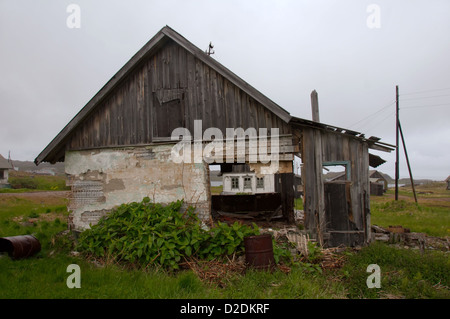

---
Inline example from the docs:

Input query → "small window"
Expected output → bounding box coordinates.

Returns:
[244,176,252,190]
[0,170,4,179]
[231,177,239,190]
[256,177,264,189]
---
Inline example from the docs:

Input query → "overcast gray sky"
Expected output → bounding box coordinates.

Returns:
[1,0,449,180]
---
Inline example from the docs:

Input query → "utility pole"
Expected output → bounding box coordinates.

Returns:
[8,150,14,170]
[395,85,399,201]
[394,85,418,204]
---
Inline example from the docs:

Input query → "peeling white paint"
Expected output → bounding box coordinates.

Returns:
[65,146,211,231]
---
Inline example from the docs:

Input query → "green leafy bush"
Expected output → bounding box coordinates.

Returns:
[272,240,293,264]
[77,198,260,269]
[198,221,260,260]
[8,176,38,189]
[8,173,70,191]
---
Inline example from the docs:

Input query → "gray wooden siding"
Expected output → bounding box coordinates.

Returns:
[301,126,370,246]
[67,39,290,151]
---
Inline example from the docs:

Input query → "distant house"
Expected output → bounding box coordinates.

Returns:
[220,163,274,194]
[369,170,388,195]
[369,170,388,189]
[0,154,13,188]
[446,176,450,190]
[326,170,388,196]
[222,172,275,194]
[325,171,346,182]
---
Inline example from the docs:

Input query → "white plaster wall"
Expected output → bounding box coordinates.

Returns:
[65,146,211,231]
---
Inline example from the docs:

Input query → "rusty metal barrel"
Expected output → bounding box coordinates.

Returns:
[0,235,41,259]
[244,234,275,270]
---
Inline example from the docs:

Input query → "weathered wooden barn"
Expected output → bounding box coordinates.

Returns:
[369,170,389,196]
[35,26,393,247]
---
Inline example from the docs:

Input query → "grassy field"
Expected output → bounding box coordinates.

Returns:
[1,171,70,193]
[0,192,346,299]
[370,182,450,237]
[0,183,448,299]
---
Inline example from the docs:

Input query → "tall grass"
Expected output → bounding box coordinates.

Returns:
[5,171,70,192]
[341,241,450,299]
[0,196,67,225]
[371,200,449,237]
[0,255,215,298]
[0,255,347,299]
[1,189,449,299]
[220,267,346,299]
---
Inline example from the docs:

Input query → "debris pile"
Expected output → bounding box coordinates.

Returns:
[320,247,348,270]
[372,225,449,251]
[262,225,349,271]
[266,226,310,256]
[181,256,246,287]
[215,206,284,222]
[293,209,304,224]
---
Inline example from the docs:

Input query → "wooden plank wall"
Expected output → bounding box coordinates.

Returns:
[301,126,370,246]
[67,39,291,151]
[301,127,325,244]
[275,173,295,223]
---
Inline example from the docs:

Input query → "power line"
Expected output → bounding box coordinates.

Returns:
[400,93,450,101]
[401,87,450,96]
[348,100,395,129]
[364,110,395,134]
[401,103,450,109]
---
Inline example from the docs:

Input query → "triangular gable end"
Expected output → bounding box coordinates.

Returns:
[0,155,13,169]
[35,26,292,164]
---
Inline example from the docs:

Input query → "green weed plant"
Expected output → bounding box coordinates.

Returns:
[77,198,260,269]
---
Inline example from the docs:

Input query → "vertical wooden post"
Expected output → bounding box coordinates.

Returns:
[311,90,320,122]
[313,131,325,246]
[302,90,326,245]
[395,85,400,201]
[310,90,325,245]
[278,173,295,224]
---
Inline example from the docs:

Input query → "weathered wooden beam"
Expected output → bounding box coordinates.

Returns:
[311,90,320,123]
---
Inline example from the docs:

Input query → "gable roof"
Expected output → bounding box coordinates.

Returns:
[35,26,393,165]
[0,154,12,170]
[369,170,389,181]
[35,26,291,165]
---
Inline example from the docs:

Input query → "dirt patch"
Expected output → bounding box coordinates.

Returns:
[12,212,66,224]
[0,191,69,206]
